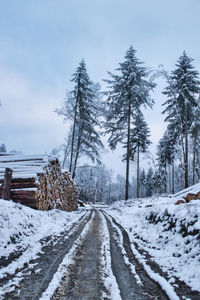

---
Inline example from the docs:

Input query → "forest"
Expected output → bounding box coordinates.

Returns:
[46,46,200,203]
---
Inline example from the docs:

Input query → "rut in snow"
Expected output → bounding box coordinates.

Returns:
[53,209,168,300]
[1,212,92,300]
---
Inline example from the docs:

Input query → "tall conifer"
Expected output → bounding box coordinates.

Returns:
[163,52,200,188]
[104,46,155,200]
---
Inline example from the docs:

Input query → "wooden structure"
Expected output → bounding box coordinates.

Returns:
[0,153,78,211]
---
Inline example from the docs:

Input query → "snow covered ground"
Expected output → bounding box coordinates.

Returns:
[0,199,86,259]
[0,196,200,299]
[104,196,200,293]
[0,198,87,296]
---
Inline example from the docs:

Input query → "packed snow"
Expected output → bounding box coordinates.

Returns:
[0,154,54,179]
[104,196,200,293]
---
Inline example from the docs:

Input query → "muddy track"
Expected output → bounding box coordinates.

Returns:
[103,211,200,300]
[102,212,168,300]
[0,211,92,300]
[0,215,86,273]
[1,207,199,300]
[129,233,200,300]
[52,209,106,300]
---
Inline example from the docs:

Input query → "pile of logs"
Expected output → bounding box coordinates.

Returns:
[0,153,78,211]
[175,193,200,205]
[36,159,78,211]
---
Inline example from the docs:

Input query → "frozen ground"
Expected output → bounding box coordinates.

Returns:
[104,196,200,294]
[0,197,199,300]
[0,199,88,298]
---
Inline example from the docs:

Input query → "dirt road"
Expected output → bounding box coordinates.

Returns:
[0,208,199,300]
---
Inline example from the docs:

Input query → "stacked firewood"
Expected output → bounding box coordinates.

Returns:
[36,159,78,211]
[0,154,78,211]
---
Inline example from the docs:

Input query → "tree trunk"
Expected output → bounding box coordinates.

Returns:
[192,138,196,185]
[172,161,175,194]
[69,76,81,173]
[184,105,189,188]
[72,132,81,179]
[125,99,131,200]
[168,164,171,194]
[69,101,78,173]
[136,145,140,198]
[164,164,167,193]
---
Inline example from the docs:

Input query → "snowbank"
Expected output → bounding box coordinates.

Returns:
[0,198,86,259]
[104,196,200,292]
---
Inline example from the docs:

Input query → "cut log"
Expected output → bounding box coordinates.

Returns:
[175,199,185,205]
[185,193,197,202]
[10,182,38,189]
[11,190,36,200]
[0,177,36,184]
[0,154,78,211]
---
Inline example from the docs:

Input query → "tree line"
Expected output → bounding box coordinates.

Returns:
[56,46,200,201]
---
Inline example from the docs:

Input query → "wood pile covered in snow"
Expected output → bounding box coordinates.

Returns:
[0,153,78,211]
[173,182,200,205]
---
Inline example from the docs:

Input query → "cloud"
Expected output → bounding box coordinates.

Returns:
[0,0,200,174]
[0,68,67,153]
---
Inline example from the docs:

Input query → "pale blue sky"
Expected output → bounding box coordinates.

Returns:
[0,0,200,175]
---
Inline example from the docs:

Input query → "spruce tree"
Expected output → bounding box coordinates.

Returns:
[145,167,154,197]
[57,59,103,178]
[163,52,200,188]
[71,60,103,179]
[104,46,155,200]
[190,99,200,184]
[156,132,170,193]
[129,112,151,197]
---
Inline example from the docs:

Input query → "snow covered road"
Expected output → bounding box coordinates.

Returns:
[0,199,199,299]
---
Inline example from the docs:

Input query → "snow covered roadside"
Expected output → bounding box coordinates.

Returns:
[0,199,87,280]
[103,196,200,293]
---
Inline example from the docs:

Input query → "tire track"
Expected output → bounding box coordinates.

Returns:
[101,211,169,300]
[0,211,92,300]
[103,211,200,300]
[52,209,105,300]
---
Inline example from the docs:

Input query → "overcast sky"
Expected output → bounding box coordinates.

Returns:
[0,0,200,176]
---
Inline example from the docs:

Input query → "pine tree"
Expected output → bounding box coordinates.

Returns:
[190,99,200,184]
[163,52,200,188]
[71,60,103,179]
[104,46,155,200]
[145,167,154,197]
[56,60,103,178]
[156,133,169,193]
[129,112,151,197]
[157,127,177,193]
